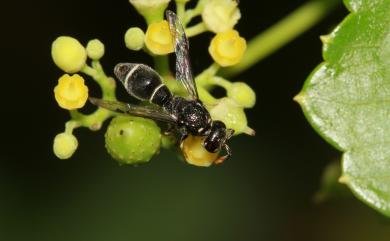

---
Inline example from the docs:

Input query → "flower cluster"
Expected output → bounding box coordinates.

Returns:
[51,0,255,167]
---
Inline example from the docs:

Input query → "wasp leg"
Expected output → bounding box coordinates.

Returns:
[178,126,189,144]
[214,144,232,165]
[163,124,175,136]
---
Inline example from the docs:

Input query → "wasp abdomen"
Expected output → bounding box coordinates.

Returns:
[150,85,172,106]
[114,63,172,105]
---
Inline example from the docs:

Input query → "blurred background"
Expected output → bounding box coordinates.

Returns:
[1,0,390,240]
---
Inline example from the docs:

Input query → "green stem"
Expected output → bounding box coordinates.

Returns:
[154,55,170,76]
[81,65,97,78]
[176,1,186,21]
[211,76,232,89]
[82,62,116,99]
[70,108,113,131]
[196,62,220,87]
[138,6,167,25]
[186,22,207,37]
[198,87,217,105]
[221,0,340,77]
[182,0,204,26]
[70,61,118,131]
[65,120,80,134]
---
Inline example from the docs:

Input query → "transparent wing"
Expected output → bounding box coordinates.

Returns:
[89,97,177,123]
[166,10,198,99]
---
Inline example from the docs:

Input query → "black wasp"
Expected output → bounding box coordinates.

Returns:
[90,11,234,163]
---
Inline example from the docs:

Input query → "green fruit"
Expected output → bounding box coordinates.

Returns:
[105,116,161,165]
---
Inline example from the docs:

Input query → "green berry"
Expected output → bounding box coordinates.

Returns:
[105,116,161,165]
[209,97,249,135]
[227,82,256,108]
[51,36,87,73]
[161,135,176,149]
[125,27,145,51]
[86,39,105,60]
[53,133,78,159]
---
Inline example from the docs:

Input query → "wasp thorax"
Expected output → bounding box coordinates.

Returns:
[177,100,212,135]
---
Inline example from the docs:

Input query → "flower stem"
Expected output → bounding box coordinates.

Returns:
[65,120,81,134]
[176,1,186,21]
[70,61,118,131]
[221,0,340,77]
[90,61,116,100]
[198,87,217,105]
[154,55,170,76]
[182,1,204,26]
[70,108,113,131]
[196,62,220,88]
[211,76,232,89]
[186,22,207,37]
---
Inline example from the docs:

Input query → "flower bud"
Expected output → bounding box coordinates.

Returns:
[145,20,174,55]
[53,133,78,159]
[227,82,256,108]
[51,36,87,73]
[181,135,219,167]
[202,0,241,33]
[86,39,105,60]
[125,27,145,51]
[209,30,246,67]
[209,97,248,135]
[54,74,89,110]
[129,0,170,24]
[105,116,161,165]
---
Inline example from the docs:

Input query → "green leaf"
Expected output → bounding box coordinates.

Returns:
[296,0,390,216]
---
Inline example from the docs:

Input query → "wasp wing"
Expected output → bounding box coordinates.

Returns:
[89,98,177,123]
[166,10,199,100]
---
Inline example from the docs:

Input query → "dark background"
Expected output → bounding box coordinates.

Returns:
[1,0,389,241]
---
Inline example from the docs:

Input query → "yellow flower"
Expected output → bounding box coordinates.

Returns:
[181,135,219,167]
[209,97,248,135]
[51,36,87,73]
[145,20,174,55]
[202,0,241,33]
[54,74,89,110]
[209,30,246,67]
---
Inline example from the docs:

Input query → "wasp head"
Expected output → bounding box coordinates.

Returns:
[203,121,234,153]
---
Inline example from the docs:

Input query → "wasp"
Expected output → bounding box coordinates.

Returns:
[90,11,234,164]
